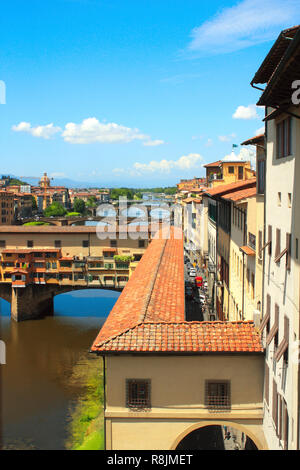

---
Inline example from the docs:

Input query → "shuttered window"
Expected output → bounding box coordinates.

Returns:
[268,225,272,256]
[286,233,291,271]
[258,230,263,259]
[282,399,289,450]
[277,117,292,158]
[272,380,278,431]
[260,294,271,333]
[265,363,269,406]
[275,229,281,261]
[266,304,279,346]
[275,316,289,363]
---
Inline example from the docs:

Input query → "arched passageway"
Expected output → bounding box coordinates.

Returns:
[175,425,259,451]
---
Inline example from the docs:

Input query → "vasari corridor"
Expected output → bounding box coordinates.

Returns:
[1,0,300,458]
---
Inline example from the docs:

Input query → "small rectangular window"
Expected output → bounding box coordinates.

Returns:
[0,240,5,248]
[110,240,117,247]
[138,240,145,248]
[296,238,299,260]
[286,233,291,271]
[126,379,151,409]
[275,229,281,261]
[82,240,89,248]
[27,240,33,248]
[228,166,234,174]
[265,363,269,406]
[238,166,244,180]
[54,240,61,248]
[277,117,292,158]
[278,192,281,206]
[288,193,292,208]
[205,380,231,409]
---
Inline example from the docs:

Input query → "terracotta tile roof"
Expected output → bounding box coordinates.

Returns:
[240,246,256,256]
[1,248,60,253]
[91,228,184,349]
[241,134,265,146]
[252,25,300,85]
[10,269,28,274]
[222,186,257,202]
[202,178,256,198]
[0,225,153,234]
[91,226,263,355]
[92,321,263,354]
[203,160,222,168]
[182,197,203,204]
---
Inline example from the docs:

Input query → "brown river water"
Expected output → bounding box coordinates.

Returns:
[0,289,119,450]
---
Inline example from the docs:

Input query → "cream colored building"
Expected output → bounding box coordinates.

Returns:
[226,191,257,321]
[251,25,300,450]
[241,134,266,321]
[103,354,266,450]
[0,225,148,259]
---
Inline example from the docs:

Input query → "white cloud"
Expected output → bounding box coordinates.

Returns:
[255,126,265,136]
[12,122,61,139]
[112,168,126,174]
[143,139,165,147]
[188,0,300,55]
[223,147,256,169]
[62,117,149,144]
[218,133,237,142]
[132,153,203,174]
[205,138,213,147]
[233,104,259,120]
[12,117,165,147]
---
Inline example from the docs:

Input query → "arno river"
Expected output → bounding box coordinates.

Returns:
[0,289,120,450]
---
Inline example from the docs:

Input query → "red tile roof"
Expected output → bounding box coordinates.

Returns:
[222,186,257,202]
[203,160,222,168]
[91,228,184,349]
[92,321,263,354]
[91,226,263,355]
[240,246,256,256]
[252,26,300,85]
[202,178,256,198]
[1,248,60,253]
[241,134,265,146]
[0,225,154,234]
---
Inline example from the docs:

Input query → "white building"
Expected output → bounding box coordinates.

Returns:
[252,25,300,450]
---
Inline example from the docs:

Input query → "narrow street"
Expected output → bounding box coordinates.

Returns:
[184,251,210,322]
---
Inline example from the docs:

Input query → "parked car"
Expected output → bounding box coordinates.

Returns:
[189,271,196,278]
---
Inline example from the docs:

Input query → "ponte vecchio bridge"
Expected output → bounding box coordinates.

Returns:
[0,224,153,321]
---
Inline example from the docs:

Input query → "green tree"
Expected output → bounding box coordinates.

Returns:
[44,202,67,217]
[86,196,97,207]
[73,198,86,214]
[111,188,134,200]
[31,196,37,210]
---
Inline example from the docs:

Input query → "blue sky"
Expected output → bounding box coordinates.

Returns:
[1,0,299,187]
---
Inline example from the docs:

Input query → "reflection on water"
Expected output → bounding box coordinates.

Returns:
[0,289,119,450]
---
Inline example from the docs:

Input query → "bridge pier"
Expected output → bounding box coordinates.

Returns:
[11,285,54,322]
